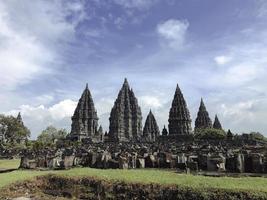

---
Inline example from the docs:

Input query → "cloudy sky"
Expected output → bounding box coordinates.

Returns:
[1,0,267,138]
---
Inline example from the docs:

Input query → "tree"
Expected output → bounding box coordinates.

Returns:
[195,128,226,140]
[0,114,30,145]
[37,126,68,145]
[241,132,267,142]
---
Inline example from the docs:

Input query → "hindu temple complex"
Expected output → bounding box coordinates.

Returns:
[69,79,198,142]
[1,78,267,175]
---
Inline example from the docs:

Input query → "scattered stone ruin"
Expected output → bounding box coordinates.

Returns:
[19,140,267,175]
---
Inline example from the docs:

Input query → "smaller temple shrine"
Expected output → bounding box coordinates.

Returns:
[143,110,160,142]
[194,98,212,130]
[213,115,223,129]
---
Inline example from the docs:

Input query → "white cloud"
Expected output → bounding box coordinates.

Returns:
[114,17,126,29]
[5,97,115,139]
[217,99,267,134]
[34,95,55,105]
[139,96,162,108]
[63,0,88,26]
[224,63,263,86]
[157,19,189,50]
[256,0,267,17]
[114,0,158,10]
[214,56,232,65]
[49,100,78,120]
[0,2,53,90]
[6,99,77,139]
[0,1,85,91]
[221,101,255,119]
[95,98,114,115]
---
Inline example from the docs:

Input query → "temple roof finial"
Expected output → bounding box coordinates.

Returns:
[123,78,129,87]
[176,84,181,92]
[200,98,205,108]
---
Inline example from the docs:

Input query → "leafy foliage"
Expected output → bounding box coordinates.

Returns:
[195,128,226,140]
[36,126,68,146]
[240,132,267,142]
[0,114,30,145]
[248,132,267,141]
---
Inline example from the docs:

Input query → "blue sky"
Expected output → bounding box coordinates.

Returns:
[1,0,267,138]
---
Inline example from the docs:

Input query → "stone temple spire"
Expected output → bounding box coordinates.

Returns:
[16,112,23,126]
[213,114,222,129]
[168,84,192,135]
[143,110,160,142]
[195,98,212,130]
[109,78,142,142]
[69,84,98,141]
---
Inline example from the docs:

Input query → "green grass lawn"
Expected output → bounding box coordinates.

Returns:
[1,160,267,193]
[59,168,267,192]
[0,159,20,169]
[0,170,54,188]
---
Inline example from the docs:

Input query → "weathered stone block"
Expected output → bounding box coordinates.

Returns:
[64,155,75,169]
[136,158,145,168]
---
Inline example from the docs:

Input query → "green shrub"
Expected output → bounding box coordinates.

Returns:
[195,128,226,140]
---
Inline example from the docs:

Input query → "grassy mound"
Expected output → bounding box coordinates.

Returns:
[1,174,267,200]
[59,168,267,192]
[1,159,267,199]
[1,168,267,192]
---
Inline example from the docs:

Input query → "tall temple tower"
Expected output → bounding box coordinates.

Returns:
[69,84,99,141]
[213,114,222,129]
[168,84,192,135]
[143,110,160,142]
[194,98,212,130]
[109,78,142,142]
